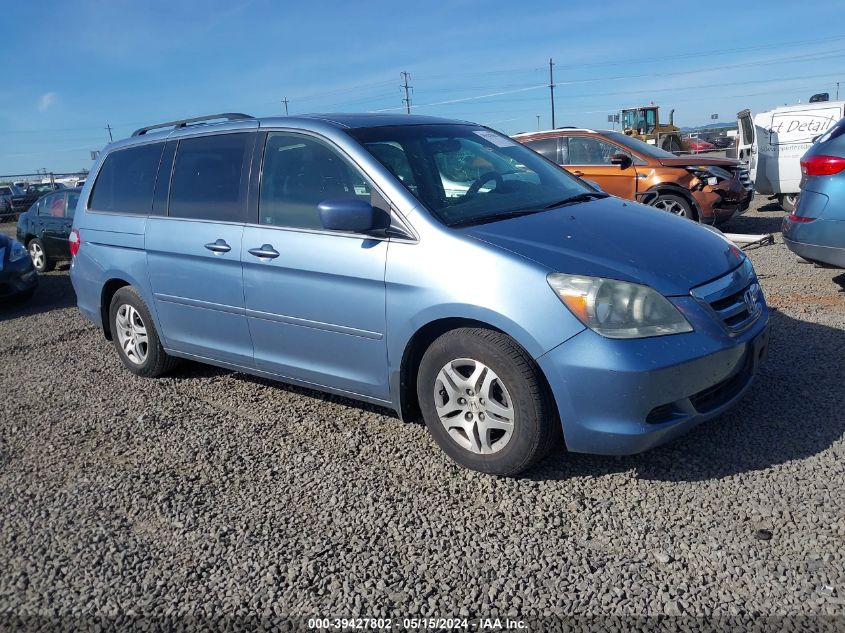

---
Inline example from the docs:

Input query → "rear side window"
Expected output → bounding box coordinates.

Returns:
[525,138,559,163]
[816,117,845,144]
[66,192,80,218]
[90,143,164,214]
[169,133,250,222]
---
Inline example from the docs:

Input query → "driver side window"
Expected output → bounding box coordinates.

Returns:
[567,137,630,166]
[259,132,373,230]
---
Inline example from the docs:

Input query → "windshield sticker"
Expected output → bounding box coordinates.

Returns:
[474,130,517,148]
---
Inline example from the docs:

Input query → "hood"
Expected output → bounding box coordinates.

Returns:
[657,155,740,168]
[460,197,744,296]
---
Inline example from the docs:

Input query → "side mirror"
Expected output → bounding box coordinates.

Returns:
[609,153,632,169]
[318,198,388,233]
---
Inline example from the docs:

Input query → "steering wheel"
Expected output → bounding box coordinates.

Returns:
[464,171,504,197]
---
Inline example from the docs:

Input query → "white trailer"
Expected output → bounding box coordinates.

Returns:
[736,101,845,211]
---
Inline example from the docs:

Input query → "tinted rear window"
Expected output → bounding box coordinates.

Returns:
[90,143,164,214]
[169,133,250,222]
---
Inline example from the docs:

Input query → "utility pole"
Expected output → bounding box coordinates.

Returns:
[281,97,289,115]
[536,115,540,131]
[105,124,113,142]
[401,71,413,114]
[837,82,840,100]
[548,58,556,130]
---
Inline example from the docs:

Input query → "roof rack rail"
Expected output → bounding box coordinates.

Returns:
[131,113,254,137]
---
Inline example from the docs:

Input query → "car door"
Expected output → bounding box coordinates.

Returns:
[241,131,389,400]
[563,135,637,199]
[42,191,77,257]
[35,193,65,255]
[146,132,256,367]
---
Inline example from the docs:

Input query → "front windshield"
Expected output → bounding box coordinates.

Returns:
[349,124,591,226]
[602,130,676,159]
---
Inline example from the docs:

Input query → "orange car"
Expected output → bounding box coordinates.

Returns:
[512,128,753,224]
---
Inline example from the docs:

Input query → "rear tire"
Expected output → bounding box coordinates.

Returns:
[27,238,53,273]
[109,286,178,377]
[652,193,696,221]
[779,193,798,213]
[416,327,557,476]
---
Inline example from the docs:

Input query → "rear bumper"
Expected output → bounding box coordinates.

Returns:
[537,315,770,455]
[783,234,845,268]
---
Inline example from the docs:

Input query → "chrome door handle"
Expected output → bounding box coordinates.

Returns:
[204,239,231,253]
[571,170,584,176]
[248,244,279,259]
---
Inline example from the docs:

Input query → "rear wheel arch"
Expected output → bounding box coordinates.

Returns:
[100,278,131,340]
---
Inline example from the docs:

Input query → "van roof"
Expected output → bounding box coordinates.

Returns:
[109,112,475,153]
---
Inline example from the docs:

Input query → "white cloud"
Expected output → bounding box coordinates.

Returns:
[38,92,57,111]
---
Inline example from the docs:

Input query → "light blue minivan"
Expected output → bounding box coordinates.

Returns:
[70,113,770,475]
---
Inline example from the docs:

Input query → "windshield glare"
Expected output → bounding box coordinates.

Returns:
[350,124,590,226]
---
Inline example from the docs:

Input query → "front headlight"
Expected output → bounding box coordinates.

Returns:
[547,274,693,339]
[687,165,733,183]
[8,239,28,263]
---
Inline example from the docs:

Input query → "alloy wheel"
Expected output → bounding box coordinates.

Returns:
[29,242,44,270]
[433,358,515,455]
[654,198,687,217]
[115,304,149,365]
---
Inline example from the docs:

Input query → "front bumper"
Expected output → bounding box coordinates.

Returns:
[537,308,769,455]
[693,179,752,224]
[0,265,38,299]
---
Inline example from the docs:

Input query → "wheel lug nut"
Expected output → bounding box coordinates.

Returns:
[479,413,485,420]
[458,397,466,405]
[479,398,485,405]
[465,412,473,421]
[466,389,474,396]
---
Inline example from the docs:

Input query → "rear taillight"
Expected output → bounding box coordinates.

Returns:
[69,228,80,257]
[786,212,815,223]
[800,154,845,176]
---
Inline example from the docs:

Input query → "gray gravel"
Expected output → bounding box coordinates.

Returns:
[1,199,844,629]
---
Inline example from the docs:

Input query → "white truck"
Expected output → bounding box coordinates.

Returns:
[736,101,845,211]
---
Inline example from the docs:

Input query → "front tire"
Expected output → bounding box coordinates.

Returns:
[109,286,178,377]
[417,327,557,476]
[27,238,53,273]
[652,193,696,221]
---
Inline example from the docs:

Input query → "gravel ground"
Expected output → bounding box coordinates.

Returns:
[0,200,844,631]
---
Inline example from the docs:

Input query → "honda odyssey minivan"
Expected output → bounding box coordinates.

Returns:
[70,113,770,475]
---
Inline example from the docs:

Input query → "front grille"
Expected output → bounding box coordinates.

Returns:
[733,167,753,191]
[692,258,763,335]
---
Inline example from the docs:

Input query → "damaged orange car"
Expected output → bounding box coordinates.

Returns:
[512,128,753,225]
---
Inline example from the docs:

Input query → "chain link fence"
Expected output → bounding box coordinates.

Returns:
[0,171,88,222]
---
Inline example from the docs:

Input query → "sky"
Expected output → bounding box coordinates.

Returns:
[2,0,844,175]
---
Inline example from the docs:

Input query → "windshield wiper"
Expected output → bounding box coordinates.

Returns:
[448,208,544,227]
[543,191,609,209]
